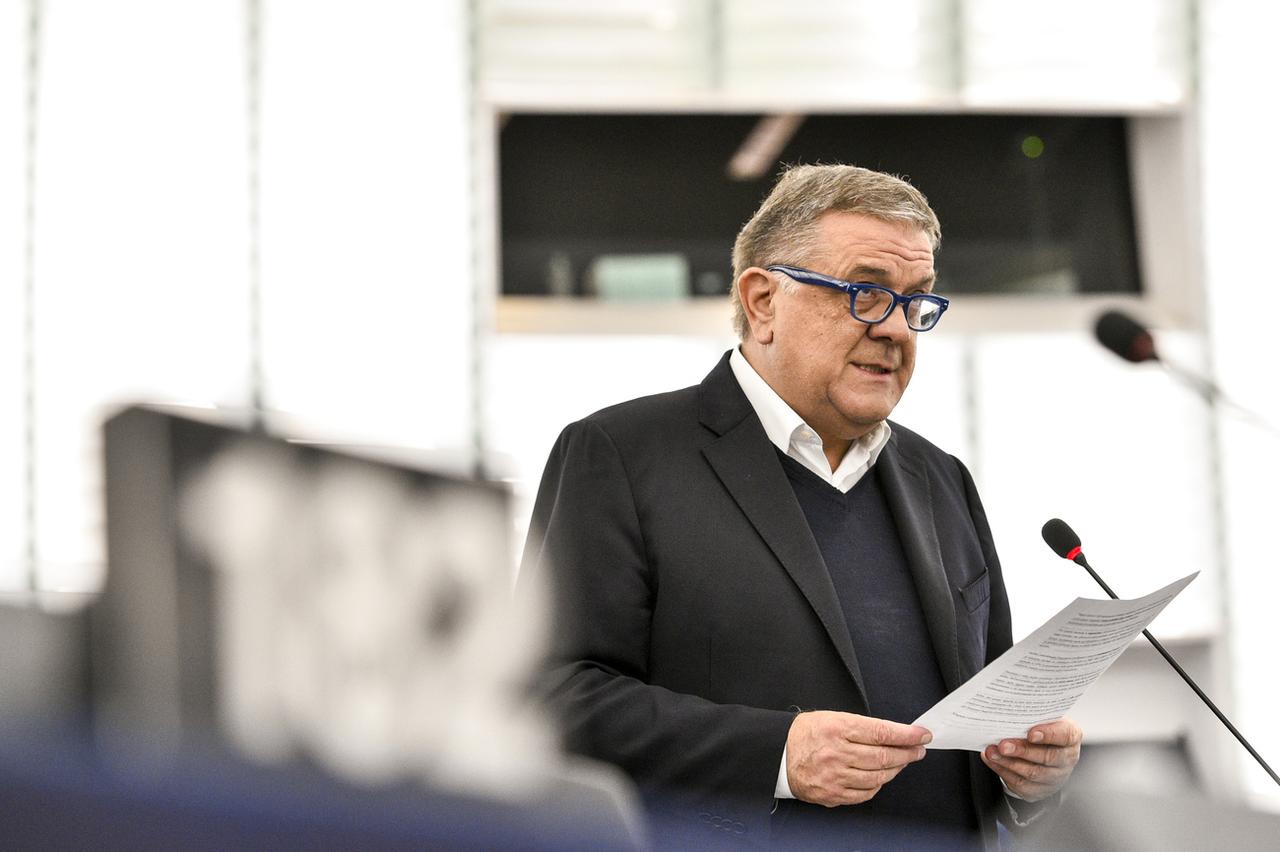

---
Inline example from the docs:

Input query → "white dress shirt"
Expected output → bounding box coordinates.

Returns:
[728,347,891,799]
[728,348,890,496]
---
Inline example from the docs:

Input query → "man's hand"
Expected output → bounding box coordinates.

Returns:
[981,718,1083,802]
[785,711,931,807]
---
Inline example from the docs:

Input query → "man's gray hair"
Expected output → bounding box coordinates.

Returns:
[729,163,941,340]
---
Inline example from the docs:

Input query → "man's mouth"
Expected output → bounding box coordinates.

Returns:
[854,363,894,375]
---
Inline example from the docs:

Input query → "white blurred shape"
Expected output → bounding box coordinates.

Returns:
[182,442,555,798]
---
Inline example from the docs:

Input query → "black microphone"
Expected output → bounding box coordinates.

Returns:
[1041,518,1280,788]
[1094,310,1157,364]
[1092,309,1279,437]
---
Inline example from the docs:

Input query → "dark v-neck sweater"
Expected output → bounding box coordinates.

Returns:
[777,450,981,848]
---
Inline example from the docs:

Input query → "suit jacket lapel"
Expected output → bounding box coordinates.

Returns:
[876,436,964,692]
[698,355,868,704]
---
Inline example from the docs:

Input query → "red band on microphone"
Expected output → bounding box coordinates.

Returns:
[1065,545,1082,561]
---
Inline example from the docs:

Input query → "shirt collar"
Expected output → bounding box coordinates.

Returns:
[728,347,891,475]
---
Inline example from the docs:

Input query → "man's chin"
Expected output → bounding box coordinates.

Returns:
[834,400,900,432]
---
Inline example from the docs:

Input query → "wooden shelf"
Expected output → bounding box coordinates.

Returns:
[495,294,1177,337]
[495,296,737,337]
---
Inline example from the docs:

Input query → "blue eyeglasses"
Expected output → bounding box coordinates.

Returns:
[766,264,950,332]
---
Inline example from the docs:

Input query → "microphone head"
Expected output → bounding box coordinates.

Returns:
[1095,310,1158,363]
[1041,518,1082,560]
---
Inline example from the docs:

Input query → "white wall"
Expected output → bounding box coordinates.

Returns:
[1199,0,1280,812]
[257,0,473,455]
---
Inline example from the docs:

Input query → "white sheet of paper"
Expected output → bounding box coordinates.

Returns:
[913,571,1198,751]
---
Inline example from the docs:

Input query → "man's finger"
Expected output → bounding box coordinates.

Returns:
[996,739,1077,768]
[984,748,1070,784]
[1026,719,1083,748]
[844,743,928,771]
[843,715,933,747]
[981,751,1058,800]
[839,766,909,791]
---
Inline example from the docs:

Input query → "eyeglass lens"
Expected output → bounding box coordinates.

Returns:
[851,289,941,330]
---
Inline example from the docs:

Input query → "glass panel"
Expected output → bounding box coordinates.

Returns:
[962,0,1190,107]
[723,0,955,103]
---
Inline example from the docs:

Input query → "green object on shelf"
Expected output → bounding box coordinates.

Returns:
[588,253,689,301]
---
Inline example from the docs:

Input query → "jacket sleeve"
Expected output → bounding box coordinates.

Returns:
[517,418,794,833]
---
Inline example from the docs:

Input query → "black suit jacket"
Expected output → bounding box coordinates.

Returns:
[520,352,1016,847]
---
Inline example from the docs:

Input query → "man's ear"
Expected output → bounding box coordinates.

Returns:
[737,267,777,345]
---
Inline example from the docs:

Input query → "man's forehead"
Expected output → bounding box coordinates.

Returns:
[814,211,934,256]
[811,215,935,285]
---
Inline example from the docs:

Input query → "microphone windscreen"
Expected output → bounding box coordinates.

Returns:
[1095,310,1158,363]
[1041,518,1082,559]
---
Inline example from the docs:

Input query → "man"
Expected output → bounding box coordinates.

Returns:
[519,164,1081,848]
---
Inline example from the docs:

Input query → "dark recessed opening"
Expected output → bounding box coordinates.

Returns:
[499,113,1142,301]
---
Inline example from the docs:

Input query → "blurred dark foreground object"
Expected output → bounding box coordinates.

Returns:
[0,731,640,851]
[0,600,90,735]
[0,405,648,849]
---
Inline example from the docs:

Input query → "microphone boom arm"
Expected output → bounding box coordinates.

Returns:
[1042,518,1279,788]
[1075,553,1279,787]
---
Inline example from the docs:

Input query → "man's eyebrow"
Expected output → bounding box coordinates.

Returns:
[843,265,936,290]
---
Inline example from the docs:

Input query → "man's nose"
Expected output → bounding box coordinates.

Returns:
[869,304,913,341]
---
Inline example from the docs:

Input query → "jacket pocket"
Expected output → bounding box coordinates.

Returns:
[958,568,990,613]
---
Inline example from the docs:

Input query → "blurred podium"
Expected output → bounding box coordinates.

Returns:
[1,405,644,849]
[1034,789,1280,851]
